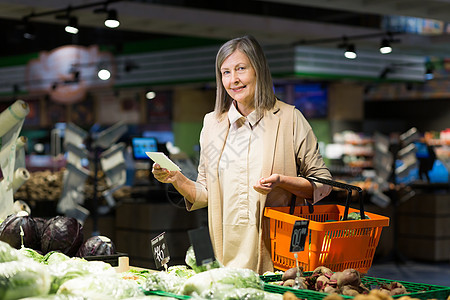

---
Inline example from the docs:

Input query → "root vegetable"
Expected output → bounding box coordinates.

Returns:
[315,275,330,291]
[341,285,360,296]
[283,291,298,300]
[283,279,296,287]
[364,289,394,300]
[283,277,307,289]
[333,268,361,287]
[387,282,407,296]
[323,285,338,294]
[282,267,303,281]
[323,294,345,300]
[313,266,334,277]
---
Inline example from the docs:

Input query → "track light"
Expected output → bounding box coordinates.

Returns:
[344,44,357,59]
[98,68,111,80]
[379,38,392,54]
[65,17,79,34]
[105,9,120,28]
[22,18,36,40]
[146,90,156,100]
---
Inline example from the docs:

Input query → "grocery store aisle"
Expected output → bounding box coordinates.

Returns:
[366,259,450,287]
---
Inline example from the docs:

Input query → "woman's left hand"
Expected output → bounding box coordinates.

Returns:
[253,174,281,195]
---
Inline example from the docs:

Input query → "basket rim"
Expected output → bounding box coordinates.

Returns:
[264,204,390,230]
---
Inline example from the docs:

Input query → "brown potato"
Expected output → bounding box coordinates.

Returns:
[283,291,298,300]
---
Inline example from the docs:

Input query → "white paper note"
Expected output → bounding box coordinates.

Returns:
[146,152,181,171]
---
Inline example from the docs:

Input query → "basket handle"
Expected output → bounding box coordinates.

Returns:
[300,175,365,220]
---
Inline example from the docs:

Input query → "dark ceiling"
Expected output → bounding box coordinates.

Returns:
[0,0,449,59]
[1,0,381,57]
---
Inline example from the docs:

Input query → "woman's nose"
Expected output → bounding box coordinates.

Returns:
[232,72,239,83]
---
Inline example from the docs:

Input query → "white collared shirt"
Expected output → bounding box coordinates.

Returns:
[218,102,265,270]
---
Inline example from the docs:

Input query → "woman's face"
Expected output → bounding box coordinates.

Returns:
[220,49,256,109]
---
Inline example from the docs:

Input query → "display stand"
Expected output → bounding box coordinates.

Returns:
[375,128,419,264]
[58,122,128,235]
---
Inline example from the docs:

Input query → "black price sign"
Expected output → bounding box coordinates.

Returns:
[188,227,215,266]
[151,232,170,269]
[290,220,309,252]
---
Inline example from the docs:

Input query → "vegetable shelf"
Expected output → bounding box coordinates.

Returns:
[261,274,450,300]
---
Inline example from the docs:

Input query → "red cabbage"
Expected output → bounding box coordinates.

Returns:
[77,235,116,257]
[41,216,84,256]
[0,214,40,250]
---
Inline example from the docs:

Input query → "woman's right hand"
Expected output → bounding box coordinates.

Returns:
[152,163,178,183]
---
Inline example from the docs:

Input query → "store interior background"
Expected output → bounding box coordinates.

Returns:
[0,0,449,285]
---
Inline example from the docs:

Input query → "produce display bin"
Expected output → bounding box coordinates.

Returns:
[261,273,450,300]
[264,176,390,273]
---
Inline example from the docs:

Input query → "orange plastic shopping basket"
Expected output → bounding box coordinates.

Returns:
[264,176,390,274]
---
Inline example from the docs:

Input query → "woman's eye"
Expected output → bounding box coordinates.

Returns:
[222,70,230,75]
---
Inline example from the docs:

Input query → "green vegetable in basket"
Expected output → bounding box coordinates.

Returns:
[43,251,71,265]
[168,265,196,279]
[57,274,145,298]
[141,271,186,294]
[18,247,45,263]
[184,246,221,273]
[47,257,116,293]
[344,212,370,220]
[0,260,51,300]
[0,240,24,262]
[181,267,264,296]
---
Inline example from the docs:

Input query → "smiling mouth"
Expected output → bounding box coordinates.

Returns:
[232,85,246,91]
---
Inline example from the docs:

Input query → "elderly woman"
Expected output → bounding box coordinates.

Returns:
[152,35,332,274]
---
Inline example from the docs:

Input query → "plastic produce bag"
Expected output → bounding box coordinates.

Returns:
[0,260,51,300]
[47,257,116,293]
[185,246,221,273]
[204,287,284,300]
[57,274,145,298]
[142,270,187,294]
[181,267,264,296]
[0,240,24,262]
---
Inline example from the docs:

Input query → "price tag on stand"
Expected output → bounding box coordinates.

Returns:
[290,220,309,253]
[151,232,170,270]
[188,227,215,267]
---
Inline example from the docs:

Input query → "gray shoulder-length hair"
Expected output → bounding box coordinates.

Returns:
[214,35,276,119]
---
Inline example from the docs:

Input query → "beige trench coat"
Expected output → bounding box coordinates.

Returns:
[186,100,332,274]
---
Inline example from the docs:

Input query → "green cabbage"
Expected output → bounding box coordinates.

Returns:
[18,247,45,263]
[57,274,145,298]
[168,265,196,279]
[47,257,115,293]
[184,246,221,273]
[43,251,71,265]
[0,240,24,262]
[181,267,264,296]
[0,260,51,300]
[141,270,186,294]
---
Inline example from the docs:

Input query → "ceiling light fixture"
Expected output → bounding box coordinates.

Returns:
[22,18,36,40]
[344,44,357,59]
[379,38,392,54]
[98,68,111,80]
[65,16,79,34]
[105,9,120,28]
[146,90,156,100]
